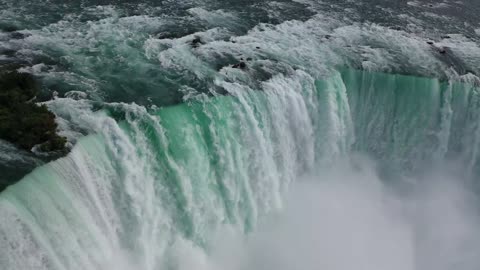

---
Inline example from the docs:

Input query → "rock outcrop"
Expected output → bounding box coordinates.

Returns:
[0,68,67,153]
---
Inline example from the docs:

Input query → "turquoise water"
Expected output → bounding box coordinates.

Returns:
[2,0,480,269]
[2,69,480,269]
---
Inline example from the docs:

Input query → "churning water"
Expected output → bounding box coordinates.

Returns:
[1,0,480,269]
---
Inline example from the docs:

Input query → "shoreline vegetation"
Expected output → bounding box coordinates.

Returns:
[0,67,67,152]
[0,64,68,191]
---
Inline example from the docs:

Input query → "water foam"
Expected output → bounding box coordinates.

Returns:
[1,69,480,269]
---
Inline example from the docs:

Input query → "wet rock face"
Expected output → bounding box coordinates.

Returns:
[0,69,67,153]
[191,36,204,48]
[232,61,247,69]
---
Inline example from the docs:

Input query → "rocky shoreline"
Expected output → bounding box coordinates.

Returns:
[0,64,68,191]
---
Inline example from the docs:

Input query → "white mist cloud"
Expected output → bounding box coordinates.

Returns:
[202,157,480,270]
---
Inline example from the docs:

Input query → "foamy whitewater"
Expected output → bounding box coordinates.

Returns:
[1,0,480,269]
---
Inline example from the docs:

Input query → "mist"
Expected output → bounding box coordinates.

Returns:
[195,157,480,270]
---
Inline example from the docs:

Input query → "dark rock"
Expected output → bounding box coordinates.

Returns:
[9,32,28,40]
[441,35,451,39]
[191,37,204,48]
[0,70,67,152]
[324,35,332,39]
[256,46,261,49]
[155,29,198,40]
[465,70,476,75]
[232,62,247,69]
[246,57,253,61]
[156,32,183,40]
[427,41,434,45]
[439,48,447,54]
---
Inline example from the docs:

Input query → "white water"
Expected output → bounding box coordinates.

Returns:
[1,68,480,269]
[206,160,480,270]
[2,4,480,269]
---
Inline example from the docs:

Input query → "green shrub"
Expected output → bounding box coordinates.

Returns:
[0,70,67,152]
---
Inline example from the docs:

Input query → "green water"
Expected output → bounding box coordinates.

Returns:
[1,69,480,269]
[1,0,480,269]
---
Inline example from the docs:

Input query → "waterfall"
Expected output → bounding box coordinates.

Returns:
[1,69,479,269]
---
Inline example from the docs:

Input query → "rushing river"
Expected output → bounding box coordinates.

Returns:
[1,0,480,269]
